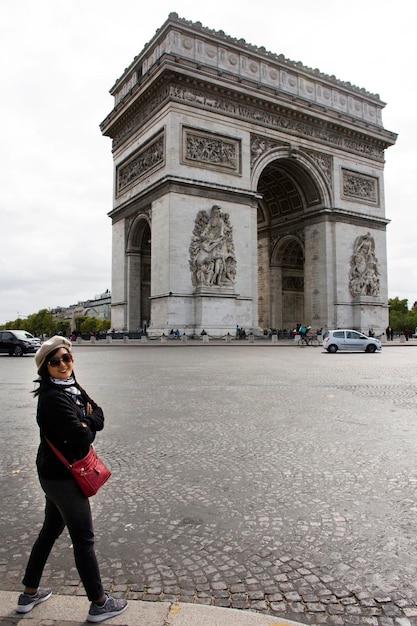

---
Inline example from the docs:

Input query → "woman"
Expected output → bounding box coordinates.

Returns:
[17,335,127,623]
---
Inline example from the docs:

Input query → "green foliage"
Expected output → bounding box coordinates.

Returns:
[0,309,56,336]
[1,307,111,336]
[74,316,109,334]
[388,298,417,332]
[101,319,111,331]
[388,297,409,314]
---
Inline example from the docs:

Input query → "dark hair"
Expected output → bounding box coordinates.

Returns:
[32,346,73,397]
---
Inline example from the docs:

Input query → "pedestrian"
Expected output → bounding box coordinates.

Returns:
[16,335,127,623]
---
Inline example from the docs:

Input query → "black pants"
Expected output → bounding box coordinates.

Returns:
[22,477,104,602]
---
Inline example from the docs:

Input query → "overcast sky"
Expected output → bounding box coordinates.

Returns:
[0,0,415,324]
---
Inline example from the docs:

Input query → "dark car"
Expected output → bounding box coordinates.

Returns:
[0,330,41,356]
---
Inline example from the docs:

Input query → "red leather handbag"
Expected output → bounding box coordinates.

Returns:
[45,438,111,497]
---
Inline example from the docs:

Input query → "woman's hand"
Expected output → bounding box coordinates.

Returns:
[86,402,93,416]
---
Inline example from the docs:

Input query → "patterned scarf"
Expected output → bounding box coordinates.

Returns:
[50,376,85,415]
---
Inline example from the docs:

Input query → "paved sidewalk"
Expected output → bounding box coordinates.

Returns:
[0,591,309,626]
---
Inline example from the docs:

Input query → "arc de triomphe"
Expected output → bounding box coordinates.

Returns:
[100,13,397,337]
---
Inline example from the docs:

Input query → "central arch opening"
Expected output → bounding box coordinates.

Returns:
[256,158,322,332]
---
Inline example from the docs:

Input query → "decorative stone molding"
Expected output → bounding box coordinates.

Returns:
[250,134,286,166]
[189,205,236,289]
[113,14,385,128]
[342,169,379,205]
[282,276,304,291]
[271,230,305,253]
[111,83,386,162]
[116,131,165,195]
[305,150,333,188]
[183,127,241,174]
[349,233,380,297]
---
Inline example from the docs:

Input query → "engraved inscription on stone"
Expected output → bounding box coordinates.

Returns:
[349,232,380,297]
[116,132,165,194]
[342,169,379,204]
[183,128,241,174]
[189,205,236,288]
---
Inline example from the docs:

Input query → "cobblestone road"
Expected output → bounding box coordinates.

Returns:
[1,343,417,625]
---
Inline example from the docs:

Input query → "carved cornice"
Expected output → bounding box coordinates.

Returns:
[109,13,387,128]
[107,75,391,162]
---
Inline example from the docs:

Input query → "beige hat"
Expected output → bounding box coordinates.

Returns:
[35,335,72,374]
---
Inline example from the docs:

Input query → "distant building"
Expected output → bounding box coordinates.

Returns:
[52,290,111,330]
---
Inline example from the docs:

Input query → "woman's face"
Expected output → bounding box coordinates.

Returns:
[46,348,74,380]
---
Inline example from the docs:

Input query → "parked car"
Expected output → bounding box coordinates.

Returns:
[0,330,42,356]
[322,329,381,353]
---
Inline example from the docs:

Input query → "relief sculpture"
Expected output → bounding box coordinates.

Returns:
[349,233,380,297]
[189,205,236,289]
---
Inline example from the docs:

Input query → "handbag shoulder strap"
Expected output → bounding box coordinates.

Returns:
[44,436,71,468]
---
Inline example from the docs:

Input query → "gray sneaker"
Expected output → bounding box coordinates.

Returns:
[87,594,128,623]
[16,587,52,613]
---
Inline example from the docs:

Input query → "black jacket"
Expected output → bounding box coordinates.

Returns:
[36,384,104,480]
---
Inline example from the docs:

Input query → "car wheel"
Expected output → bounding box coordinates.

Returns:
[13,345,24,357]
[327,344,338,353]
[366,344,376,353]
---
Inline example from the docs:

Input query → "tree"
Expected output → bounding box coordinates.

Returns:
[388,298,417,332]
[388,297,408,314]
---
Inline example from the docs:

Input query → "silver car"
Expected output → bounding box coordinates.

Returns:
[323,329,381,353]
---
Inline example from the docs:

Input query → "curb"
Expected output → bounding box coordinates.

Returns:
[1,591,311,626]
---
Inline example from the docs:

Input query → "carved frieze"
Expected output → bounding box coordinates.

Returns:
[342,169,379,205]
[112,83,385,162]
[183,128,241,174]
[349,233,380,298]
[282,276,304,291]
[116,131,165,195]
[189,205,236,289]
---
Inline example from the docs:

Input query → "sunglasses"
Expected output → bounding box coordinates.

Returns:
[48,353,73,368]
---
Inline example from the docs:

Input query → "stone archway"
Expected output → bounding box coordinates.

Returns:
[101,14,396,336]
[126,217,151,331]
[268,236,305,331]
[256,156,326,332]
